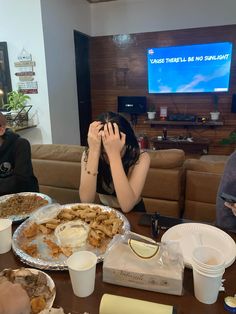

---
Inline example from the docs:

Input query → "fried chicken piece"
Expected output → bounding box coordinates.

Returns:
[21,243,38,257]
[23,223,39,238]
[31,296,46,314]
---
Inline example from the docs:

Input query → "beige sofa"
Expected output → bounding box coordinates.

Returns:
[31,145,185,218]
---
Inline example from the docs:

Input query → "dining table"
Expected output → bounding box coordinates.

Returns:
[0,211,235,314]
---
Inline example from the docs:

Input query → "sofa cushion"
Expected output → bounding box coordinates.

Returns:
[142,168,183,201]
[184,158,225,174]
[32,159,80,189]
[32,144,85,162]
[148,149,185,168]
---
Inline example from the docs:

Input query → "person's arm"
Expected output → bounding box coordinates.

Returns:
[0,281,30,314]
[102,123,150,213]
[79,121,103,202]
[224,202,236,216]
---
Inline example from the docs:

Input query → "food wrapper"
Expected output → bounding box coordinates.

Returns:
[103,231,184,295]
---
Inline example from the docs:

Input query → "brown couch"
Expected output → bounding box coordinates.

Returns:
[183,158,226,223]
[31,144,228,222]
[31,145,185,218]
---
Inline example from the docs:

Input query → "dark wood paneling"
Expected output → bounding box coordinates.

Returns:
[90,25,236,155]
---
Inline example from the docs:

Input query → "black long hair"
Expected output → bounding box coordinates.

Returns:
[86,112,140,191]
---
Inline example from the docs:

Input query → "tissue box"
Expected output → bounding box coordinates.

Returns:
[103,242,183,296]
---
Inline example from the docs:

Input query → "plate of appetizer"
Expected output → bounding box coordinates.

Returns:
[0,267,56,314]
[12,203,130,270]
[0,192,53,222]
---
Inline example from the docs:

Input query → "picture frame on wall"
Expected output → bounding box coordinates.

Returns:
[0,42,12,107]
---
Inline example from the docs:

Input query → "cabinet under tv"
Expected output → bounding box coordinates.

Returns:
[144,120,224,127]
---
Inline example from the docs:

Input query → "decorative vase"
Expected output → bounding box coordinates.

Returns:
[147,112,156,120]
[210,111,220,121]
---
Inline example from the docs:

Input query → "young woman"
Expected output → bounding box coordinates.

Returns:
[79,112,150,213]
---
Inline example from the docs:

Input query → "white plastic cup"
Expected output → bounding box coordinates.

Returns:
[192,246,225,304]
[192,246,225,270]
[67,251,97,298]
[0,219,12,254]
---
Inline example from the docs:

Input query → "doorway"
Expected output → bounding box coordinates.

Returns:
[74,30,92,146]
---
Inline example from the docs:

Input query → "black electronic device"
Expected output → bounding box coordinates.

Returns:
[220,192,236,204]
[117,96,147,114]
[231,94,236,113]
[168,113,196,122]
[138,213,186,229]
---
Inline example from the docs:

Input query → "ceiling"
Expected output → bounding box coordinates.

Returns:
[86,0,117,3]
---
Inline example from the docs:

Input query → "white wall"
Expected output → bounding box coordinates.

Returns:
[91,0,236,36]
[40,0,90,144]
[0,0,52,144]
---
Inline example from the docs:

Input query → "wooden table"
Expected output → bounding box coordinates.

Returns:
[1,212,235,314]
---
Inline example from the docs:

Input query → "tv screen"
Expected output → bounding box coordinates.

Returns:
[147,42,233,94]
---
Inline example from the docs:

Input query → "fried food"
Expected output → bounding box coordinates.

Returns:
[23,223,39,238]
[21,243,38,257]
[31,296,46,314]
[20,204,124,258]
[0,194,48,218]
[43,238,62,257]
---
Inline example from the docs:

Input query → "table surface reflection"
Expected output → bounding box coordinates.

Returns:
[0,212,235,314]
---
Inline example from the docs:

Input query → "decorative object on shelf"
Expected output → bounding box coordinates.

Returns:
[160,106,168,120]
[210,94,220,121]
[14,48,38,94]
[4,90,32,127]
[147,103,156,120]
[4,90,30,112]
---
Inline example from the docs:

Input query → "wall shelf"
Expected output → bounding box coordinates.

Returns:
[144,120,224,127]
[10,124,37,132]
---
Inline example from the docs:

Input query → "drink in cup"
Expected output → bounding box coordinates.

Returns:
[67,251,97,298]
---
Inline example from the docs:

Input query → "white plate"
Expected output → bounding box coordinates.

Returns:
[2,268,55,311]
[0,192,53,222]
[161,223,236,268]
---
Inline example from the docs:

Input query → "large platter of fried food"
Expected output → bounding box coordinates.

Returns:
[0,267,56,314]
[12,203,130,270]
[0,192,53,222]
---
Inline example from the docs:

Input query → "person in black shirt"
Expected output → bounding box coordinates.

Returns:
[0,112,39,196]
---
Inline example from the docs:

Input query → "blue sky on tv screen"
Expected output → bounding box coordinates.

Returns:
[147,42,232,93]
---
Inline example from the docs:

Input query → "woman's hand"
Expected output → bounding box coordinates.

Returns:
[102,123,126,159]
[87,121,103,152]
[0,281,31,314]
[225,202,236,216]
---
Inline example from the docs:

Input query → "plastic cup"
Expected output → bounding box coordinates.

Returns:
[192,246,225,270]
[0,219,12,254]
[192,246,225,304]
[67,251,97,298]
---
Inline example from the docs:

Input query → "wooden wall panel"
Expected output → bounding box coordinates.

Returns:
[90,25,236,155]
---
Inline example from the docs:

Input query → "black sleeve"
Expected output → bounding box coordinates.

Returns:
[0,138,37,195]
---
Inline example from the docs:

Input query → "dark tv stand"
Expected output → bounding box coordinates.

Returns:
[144,120,224,127]
[150,137,210,155]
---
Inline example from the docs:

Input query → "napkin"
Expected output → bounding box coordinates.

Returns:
[99,294,174,314]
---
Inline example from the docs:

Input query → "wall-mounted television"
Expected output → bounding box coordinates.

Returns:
[147,42,233,94]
